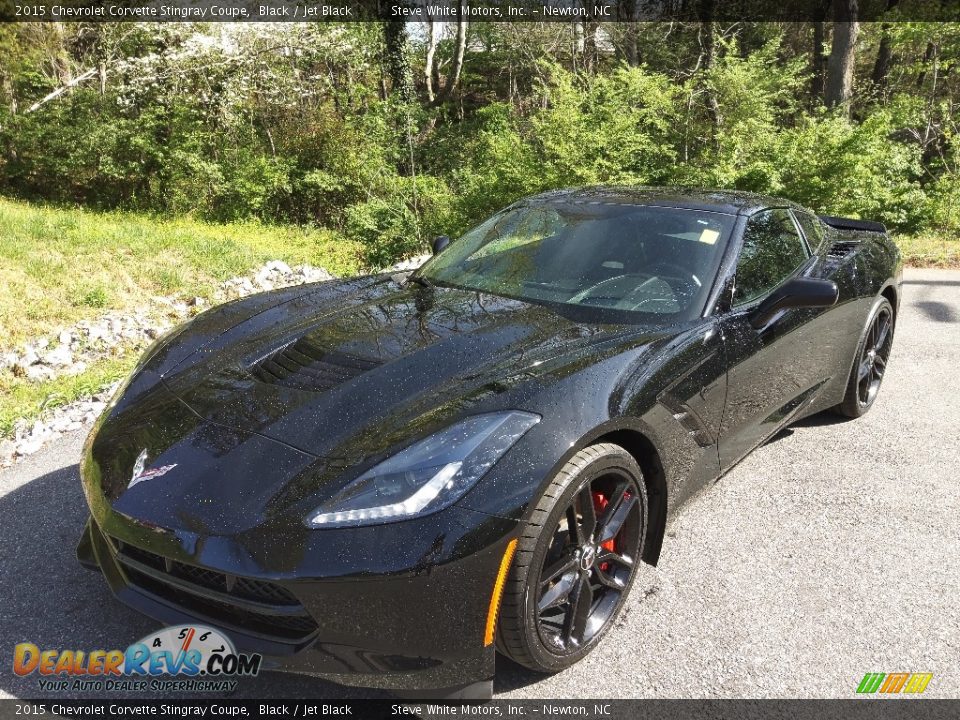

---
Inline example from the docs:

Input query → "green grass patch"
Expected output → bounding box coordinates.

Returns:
[897,234,960,268]
[0,355,135,438]
[0,197,365,348]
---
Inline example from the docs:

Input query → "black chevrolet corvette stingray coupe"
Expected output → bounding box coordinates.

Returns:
[78,187,901,698]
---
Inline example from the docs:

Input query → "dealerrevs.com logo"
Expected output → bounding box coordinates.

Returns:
[14,625,261,693]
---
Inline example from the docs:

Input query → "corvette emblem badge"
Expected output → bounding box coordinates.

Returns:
[128,449,177,489]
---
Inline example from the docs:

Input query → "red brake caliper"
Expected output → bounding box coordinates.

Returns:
[592,491,616,572]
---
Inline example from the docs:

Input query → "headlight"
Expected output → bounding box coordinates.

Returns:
[306,411,540,528]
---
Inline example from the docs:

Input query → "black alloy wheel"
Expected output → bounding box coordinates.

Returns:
[838,296,895,418]
[496,443,648,672]
[856,304,893,407]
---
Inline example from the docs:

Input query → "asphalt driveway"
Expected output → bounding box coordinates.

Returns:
[1,268,957,700]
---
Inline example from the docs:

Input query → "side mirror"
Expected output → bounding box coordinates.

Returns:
[432,235,450,255]
[749,277,838,329]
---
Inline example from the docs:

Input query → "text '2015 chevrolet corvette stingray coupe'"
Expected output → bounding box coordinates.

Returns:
[77,187,901,698]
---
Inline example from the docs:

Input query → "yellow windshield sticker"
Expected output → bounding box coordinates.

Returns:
[699,229,720,245]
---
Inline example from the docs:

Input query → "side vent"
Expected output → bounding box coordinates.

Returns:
[253,341,380,392]
[826,241,859,260]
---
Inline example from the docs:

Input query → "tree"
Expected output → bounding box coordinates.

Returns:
[424,14,467,105]
[383,20,412,103]
[871,1,900,93]
[825,0,860,109]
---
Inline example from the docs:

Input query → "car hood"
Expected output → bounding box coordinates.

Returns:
[159,276,658,456]
[86,276,670,534]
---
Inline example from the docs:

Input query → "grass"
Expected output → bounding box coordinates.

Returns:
[0,197,365,349]
[897,233,960,268]
[0,197,368,440]
[0,355,134,438]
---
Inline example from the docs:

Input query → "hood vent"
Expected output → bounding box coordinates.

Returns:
[253,340,380,392]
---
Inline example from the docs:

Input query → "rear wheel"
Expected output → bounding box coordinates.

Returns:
[496,443,647,672]
[837,297,895,418]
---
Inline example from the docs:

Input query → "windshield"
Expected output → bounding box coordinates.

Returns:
[420,200,735,322]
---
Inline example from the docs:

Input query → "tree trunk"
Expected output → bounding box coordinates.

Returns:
[382,19,416,181]
[444,17,468,100]
[383,20,413,104]
[916,41,935,88]
[0,71,15,115]
[871,29,893,90]
[431,15,467,106]
[871,1,898,92]
[824,0,859,110]
[424,18,438,103]
[699,4,722,130]
[617,0,639,66]
[26,67,98,113]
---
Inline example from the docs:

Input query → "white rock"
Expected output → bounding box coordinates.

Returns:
[300,265,333,283]
[26,365,55,381]
[58,330,73,345]
[20,348,40,367]
[16,437,45,456]
[35,338,49,350]
[43,345,74,367]
[65,361,88,376]
[266,260,292,275]
[0,439,15,463]
[0,352,18,371]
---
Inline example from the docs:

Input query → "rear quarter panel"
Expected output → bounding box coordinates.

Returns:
[807,226,901,413]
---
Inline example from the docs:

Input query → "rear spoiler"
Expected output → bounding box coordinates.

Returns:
[818,215,887,234]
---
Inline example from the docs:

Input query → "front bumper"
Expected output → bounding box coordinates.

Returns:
[78,508,516,693]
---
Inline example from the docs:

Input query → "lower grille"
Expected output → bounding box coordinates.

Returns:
[110,537,318,642]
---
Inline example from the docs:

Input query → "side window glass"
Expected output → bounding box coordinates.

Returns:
[793,210,824,251]
[735,209,809,307]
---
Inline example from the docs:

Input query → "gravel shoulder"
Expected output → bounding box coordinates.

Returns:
[1,268,957,700]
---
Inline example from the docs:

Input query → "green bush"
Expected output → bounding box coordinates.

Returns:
[1,26,956,267]
[345,174,457,266]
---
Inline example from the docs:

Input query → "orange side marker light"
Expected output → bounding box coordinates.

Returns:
[483,538,518,647]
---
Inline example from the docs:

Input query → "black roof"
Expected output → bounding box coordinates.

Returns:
[526,186,806,216]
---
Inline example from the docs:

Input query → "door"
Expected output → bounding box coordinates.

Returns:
[717,208,837,470]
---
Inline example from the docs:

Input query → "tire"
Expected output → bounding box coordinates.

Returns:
[836,296,895,418]
[496,443,647,672]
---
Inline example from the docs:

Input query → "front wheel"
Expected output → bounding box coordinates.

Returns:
[496,443,647,672]
[837,296,895,418]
